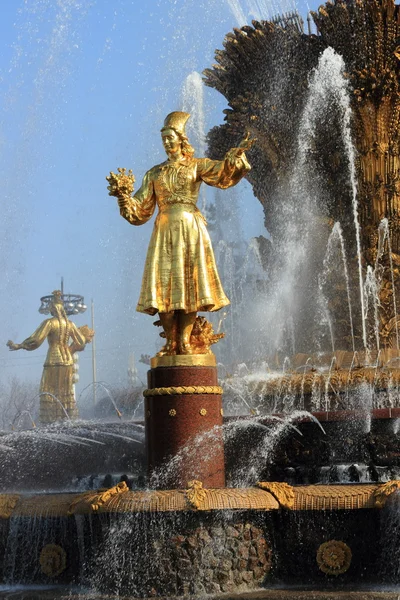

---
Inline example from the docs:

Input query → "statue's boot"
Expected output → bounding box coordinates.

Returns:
[157,312,177,355]
[178,312,196,354]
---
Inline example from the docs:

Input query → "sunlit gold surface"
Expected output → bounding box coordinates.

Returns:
[150,353,216,368]
[68,482,129,515]
[257,482,295,509]
[108,112,253,355]
[185,480,207,509]
[154,315,224,355]
[1,483,396,517]
[6,291,94,424]
[143,385,223,396]
[291,484,380,511]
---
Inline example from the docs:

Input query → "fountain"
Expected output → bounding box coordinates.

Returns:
[2,0,400,598]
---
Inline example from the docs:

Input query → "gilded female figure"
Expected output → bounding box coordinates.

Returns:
[7,291,94,423]
[107,111,253,355]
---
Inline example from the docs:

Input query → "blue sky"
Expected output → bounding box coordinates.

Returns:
[0,0,309,406]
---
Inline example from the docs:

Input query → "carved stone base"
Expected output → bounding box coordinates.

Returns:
[145,362,225,489]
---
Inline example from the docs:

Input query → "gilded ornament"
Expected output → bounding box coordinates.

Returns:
[0,495,20,519]
[220,408,224,416]
[68,481,129,515]
[39,544,67,578]
[90,481,129,511]
[143,385,223,396]
[150,353,216,368]
[374,480,400,508]
[257,482,295,509]
[185,480,207,509]
[154,315,224,355]
[169,408,177,417]
[316,540,352,576]
[199,408,207,416]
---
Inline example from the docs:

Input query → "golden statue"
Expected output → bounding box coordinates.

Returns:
[107,111,253,355]
[6,291,94,424]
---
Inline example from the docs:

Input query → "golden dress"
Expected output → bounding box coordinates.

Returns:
[119,152,251,315]
[19,317,86,423]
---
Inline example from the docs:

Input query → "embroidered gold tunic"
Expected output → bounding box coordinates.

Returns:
[119,152,250,315]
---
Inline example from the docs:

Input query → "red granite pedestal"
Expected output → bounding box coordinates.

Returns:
[145,355,225,489]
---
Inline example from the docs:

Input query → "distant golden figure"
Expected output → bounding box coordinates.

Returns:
[107,111,253,355]
[7,291,94,424]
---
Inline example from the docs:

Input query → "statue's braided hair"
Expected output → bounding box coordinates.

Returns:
[51,291,70,359]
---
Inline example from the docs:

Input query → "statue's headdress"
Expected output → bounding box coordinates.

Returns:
[52,290,63,304]
[161,111,190,136]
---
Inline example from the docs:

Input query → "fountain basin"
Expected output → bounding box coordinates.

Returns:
[0,483,397,596]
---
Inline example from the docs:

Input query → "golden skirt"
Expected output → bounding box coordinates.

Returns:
[137,205,230,315]
[39,364,78,423]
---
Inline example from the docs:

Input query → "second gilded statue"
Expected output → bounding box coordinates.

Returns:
[107,111,253,356]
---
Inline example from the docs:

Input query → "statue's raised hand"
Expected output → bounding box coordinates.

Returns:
[238,131,257,152]
[227,131,256,165]
[106,168,135,200]
[7,340,20,351]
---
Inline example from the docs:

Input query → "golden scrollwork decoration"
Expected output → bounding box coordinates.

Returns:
[257,482,295,509]
[67,481,129,515]
[316,540,352,576]
[143,385,223,396]
[185,480,207,510]
[0,495,20,519]
[39,544,67,578]
[374,480,400,508]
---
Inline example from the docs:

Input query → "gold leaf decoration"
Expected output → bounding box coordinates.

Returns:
[0,495,20,519]
[39,544,67,577]
[374,480,400,508]
[316,540,352,576]
[68,481,129,515]
[257,482,295,509]
[186,480,207,509]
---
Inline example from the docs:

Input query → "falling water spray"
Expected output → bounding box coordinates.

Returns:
[321,222,355,352]
[378,218,400,351]
[299,47,367,349]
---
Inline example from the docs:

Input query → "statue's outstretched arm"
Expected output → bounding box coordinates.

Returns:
[198,131,255,190]
[6,319,52,352]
